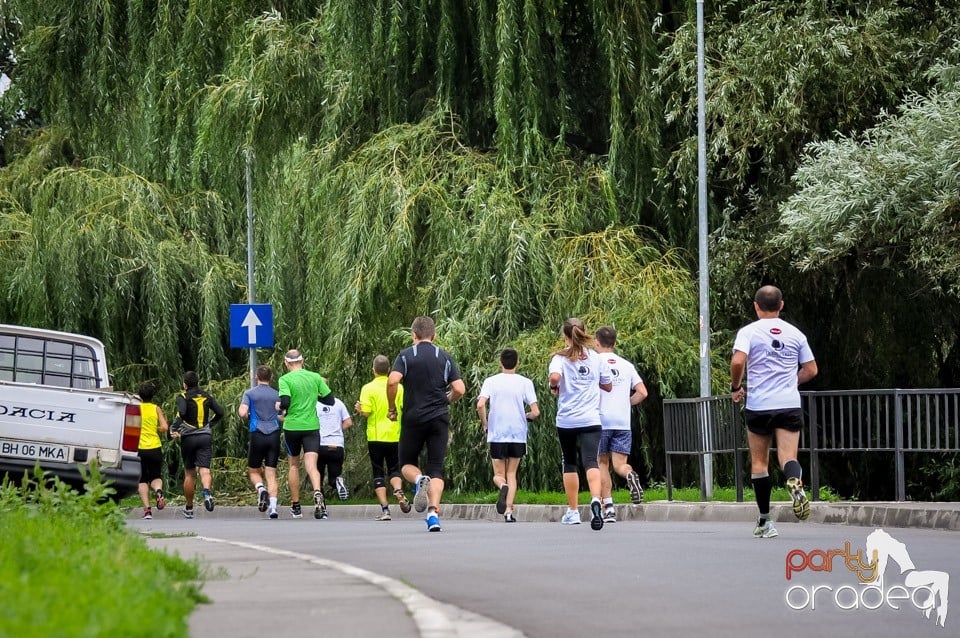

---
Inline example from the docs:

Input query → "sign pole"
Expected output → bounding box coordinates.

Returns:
[697,0,714,497]
[245,147,257,388]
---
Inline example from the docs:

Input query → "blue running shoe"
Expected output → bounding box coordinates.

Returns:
[426,511,442,532]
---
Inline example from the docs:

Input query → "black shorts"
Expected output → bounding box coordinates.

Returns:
[745,408,804,436]
[399,414,449,479]
[489,442,527,459]
[138,447,163,483]
[247,430,281,469]
[283,429,320,457]
[368,441,401,483]
[317,446,345,486]
[180,434,212,470]
[557,425,602,472]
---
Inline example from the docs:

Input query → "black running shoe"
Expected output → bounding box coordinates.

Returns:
[257,488,269,512]
[590,500,604,531]
[626,471,644,504]
[496,484,509,515]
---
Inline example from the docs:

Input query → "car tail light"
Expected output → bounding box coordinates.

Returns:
[122,404,141,452]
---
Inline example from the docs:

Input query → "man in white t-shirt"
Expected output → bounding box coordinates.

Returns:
[730,285,818,539]
[595,327,647,523]
[477,348,539,522]
[315,397,353,519]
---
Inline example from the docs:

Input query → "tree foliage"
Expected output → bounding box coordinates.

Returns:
[2,1,959,496]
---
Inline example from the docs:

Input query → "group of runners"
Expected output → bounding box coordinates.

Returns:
[136,285,818,536]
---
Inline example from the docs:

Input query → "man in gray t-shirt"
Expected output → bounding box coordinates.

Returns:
[238,365,282,518]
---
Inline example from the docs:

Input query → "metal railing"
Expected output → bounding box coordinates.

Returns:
[662,389,960,502]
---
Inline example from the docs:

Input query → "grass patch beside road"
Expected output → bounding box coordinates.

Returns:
[1,469,205,638]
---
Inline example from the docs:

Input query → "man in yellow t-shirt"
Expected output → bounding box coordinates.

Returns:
[356,355,411,520]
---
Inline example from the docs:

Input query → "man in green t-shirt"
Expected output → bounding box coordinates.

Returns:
[278,349,335,519]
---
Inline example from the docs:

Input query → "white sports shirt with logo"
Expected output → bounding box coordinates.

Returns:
[316,398,351,447]
[598,353,642,430]
[548,349,613,429]
[478,372,538,443]
[733,317,814,411]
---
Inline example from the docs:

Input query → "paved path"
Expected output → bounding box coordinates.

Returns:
[133,502,959,638]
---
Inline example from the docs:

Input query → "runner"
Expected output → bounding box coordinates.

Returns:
[730,285,818,538]
[238,365,282,519]
[316,396,353,518]
[170,370,224,519]
[136,382,169,520]
[356,355,411,521]
[594,327,648,523]
[548,318,612,531]
[277,349,335,520]
[476,348,539,522]
[387,316,466,532]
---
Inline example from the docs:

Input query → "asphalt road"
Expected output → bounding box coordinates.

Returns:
[130,512,957,638]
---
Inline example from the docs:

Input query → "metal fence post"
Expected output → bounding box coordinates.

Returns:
[894,389,905,501]
[733,398,743,502]
[664,406,673,501]
[807,393,820,501]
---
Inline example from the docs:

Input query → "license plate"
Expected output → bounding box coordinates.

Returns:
[0,438,70,462]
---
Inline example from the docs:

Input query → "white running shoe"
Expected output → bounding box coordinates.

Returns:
[413,475,431,513]
[561,509,581,525]
[335,476,349,501]
[753,517,779,538]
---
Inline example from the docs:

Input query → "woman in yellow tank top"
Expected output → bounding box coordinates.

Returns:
[137,382,169,519]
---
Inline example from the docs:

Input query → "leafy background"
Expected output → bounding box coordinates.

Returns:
[1,0,959,499]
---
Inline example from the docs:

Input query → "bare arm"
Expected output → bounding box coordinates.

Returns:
[448,378,466,403]
[599,382,613,392]
[549,372,561,396]
[477,396,488,431]
[730,350,747,403]
[630,382,648,406]
[238,401,249,419]
[526,401,540,421]
[354,400,370,417]
[386,371,403,420]
[156,407,169,434]
[341,416,353,431]
[798,360,818,385]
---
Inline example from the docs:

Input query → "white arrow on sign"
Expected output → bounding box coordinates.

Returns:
[241,308,263,344]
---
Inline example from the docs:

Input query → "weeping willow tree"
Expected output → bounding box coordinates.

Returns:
[0,130,245,388]
[8,1,960,496]
[250,111,712,491]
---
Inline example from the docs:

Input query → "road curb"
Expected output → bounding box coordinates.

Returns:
[130,501,960,530]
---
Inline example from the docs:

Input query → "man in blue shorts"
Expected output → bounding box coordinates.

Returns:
[595,327,647,523]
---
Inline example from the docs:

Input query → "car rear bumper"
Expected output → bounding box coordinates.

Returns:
[0,455,141,499]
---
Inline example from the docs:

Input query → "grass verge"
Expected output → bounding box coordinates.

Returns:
[1,466,205,638]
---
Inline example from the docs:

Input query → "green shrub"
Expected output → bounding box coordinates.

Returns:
[0,466,204,638]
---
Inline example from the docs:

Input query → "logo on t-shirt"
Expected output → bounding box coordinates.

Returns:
[577,365,590,376]
[611,368,620,377]
[770,327,782,335]
[771,339,784,351]
[321,406,330,413]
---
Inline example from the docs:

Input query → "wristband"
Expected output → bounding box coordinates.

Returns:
[730,384,742,392]
[550,385,559,391]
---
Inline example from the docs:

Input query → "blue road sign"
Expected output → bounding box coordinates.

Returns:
[230,304,274,348]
